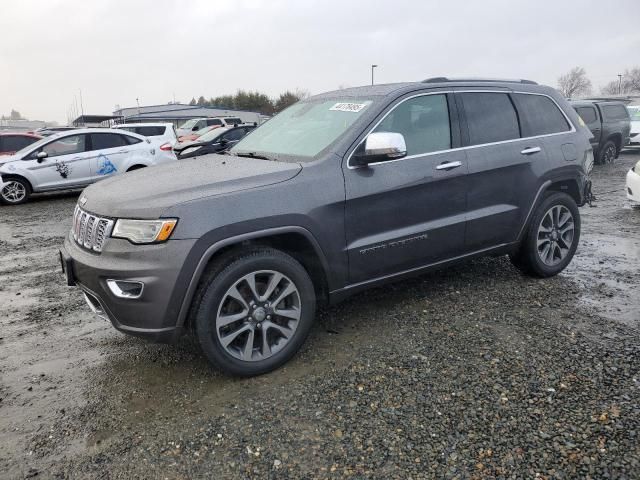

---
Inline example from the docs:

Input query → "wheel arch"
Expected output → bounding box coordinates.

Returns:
[1,173,34,192]
[176,226,331,331]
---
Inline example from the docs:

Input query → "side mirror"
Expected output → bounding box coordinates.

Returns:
[351,132,407,167]
[219,138,229,145]
[36,151,48,163]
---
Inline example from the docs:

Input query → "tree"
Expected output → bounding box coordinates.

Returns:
[189,97,197,105]
[274,90,305,112]
[10,109,23,120]
[557,67,592,98]
[196,96,206,106]
[600,67,640,95]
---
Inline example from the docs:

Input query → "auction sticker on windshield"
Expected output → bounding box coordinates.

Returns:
[330,103,368,113]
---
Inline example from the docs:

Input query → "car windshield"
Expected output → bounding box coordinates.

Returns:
[13,135,55,157]
[197,127,229,142]
[179,119,201,130]
[230,97,373,161]
[628,107,640,120]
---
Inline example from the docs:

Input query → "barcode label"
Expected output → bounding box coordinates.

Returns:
[329,102,368,113]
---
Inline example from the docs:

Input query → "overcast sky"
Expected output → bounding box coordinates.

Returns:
[1,0,638,123]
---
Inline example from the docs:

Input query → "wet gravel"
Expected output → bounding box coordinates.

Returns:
[1,152,639,479]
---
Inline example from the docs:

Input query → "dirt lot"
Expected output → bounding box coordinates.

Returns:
[1,152,639,479]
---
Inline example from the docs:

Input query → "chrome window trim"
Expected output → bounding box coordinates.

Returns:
[346,89,576,169]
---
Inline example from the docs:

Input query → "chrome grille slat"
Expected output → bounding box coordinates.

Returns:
[71,206,113,253]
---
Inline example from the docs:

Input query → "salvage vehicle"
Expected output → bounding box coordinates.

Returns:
[0,128,176,205]
[0,132,42,156]
[60,78,593,376]
[571,100,631,164]
[627,159,640,206]
[627,105,640,147]
[173,124,255,160]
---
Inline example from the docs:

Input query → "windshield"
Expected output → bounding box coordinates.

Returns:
[178,119,201,130]
[230,98,373,161]
[197,127,229,142]
[628,106,640,121]
[13,135,55,157]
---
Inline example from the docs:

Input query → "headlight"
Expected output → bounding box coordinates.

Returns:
[112,219,177,244]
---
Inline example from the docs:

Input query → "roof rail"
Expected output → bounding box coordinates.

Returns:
[422,77,538,85]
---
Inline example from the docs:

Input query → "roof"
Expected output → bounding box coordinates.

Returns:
[114,122,174,127]
[72,114,123,124]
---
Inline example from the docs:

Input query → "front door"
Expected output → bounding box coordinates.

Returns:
[24,134,92,190]
[344,93,468,283]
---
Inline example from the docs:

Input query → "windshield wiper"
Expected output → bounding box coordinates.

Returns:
[232,152,273,161]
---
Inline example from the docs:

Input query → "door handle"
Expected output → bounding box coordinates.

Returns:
[520,147,541,155]
[436,161,462,171]
[116,150,129,154]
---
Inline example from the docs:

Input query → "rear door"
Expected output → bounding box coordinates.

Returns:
[88,132,134,180]
[456,91,546,250]
[344,92,468,283]
[574,105,601,149]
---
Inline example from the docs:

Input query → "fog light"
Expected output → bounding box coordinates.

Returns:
[107,279,144,299]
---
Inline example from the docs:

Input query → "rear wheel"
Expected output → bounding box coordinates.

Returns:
[193,248,316,376]
[510,192,580,278]
[0,177,31,205]
[598,140,617,165]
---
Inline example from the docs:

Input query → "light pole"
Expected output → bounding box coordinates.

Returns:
[618,74,623,95]
[371,64,378,85]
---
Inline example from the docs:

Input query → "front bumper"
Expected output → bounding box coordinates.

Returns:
[62,233,197,343]
[627,167,640,203]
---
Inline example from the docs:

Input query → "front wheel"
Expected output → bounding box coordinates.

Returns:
[510,192,581,278]
[0,177,31,205]
[193,248,316,376]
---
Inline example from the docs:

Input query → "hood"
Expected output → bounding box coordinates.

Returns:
[0,153,20,166]
[81,154,301,218]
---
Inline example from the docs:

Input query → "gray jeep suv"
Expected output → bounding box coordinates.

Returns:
[61,78,593,376]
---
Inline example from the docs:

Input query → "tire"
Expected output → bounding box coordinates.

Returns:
[598,140,617,165]
[193,248,316,377]
[509,192,580,278]
[0,177,31,205]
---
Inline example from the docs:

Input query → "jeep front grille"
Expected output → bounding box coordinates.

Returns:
[72,206,114,253]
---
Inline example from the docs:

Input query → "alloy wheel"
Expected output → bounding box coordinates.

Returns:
[536,205,575,266]
[1,181,26,203]
[603,145,616,164]
[215,270,301,362]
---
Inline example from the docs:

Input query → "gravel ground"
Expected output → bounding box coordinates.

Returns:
[1,151,639,479]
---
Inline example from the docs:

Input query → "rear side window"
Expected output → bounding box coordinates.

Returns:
[459,93,520,145]
[132,126,166,137]
[90,133,130,150]
[374,94,451,156]
[602,104,630,121]
[2,135,38,152]
[512,93,570,137]
[575,106,597,124]
[225,118,242,125]
[206,119,224,127]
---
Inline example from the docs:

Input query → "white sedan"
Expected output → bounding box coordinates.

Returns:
[627,159,640,206]
[0,128,176,205]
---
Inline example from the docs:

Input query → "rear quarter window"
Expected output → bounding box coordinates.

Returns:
[512,93,570,137]
[459,92,520,145]
[575,106,597,124]
[602,105,630,121]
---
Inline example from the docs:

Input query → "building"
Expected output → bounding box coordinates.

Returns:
[0,118,47,132]
[112,103,266,127]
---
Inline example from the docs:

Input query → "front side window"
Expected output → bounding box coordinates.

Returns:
[222,128,247,142]
[40,134,87,158]
[602,104,630,121]
[225,118,242,125]
[512,93,570,137]
[232,97,373,161]
[575,106,597,124]
[373,94,451,156]
[90,133,129,150]
[207,119,224,127]
[460,92,520,145]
